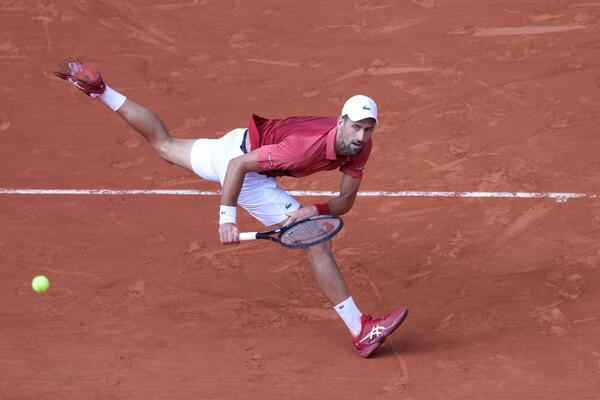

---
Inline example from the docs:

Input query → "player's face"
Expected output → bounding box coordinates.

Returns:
[335,117,376,155]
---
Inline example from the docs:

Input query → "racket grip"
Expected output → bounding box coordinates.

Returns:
[239,232,258,241]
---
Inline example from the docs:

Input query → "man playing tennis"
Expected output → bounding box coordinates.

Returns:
[54,60,408,358]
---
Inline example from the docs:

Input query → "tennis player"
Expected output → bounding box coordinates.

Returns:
[54,60,408,357]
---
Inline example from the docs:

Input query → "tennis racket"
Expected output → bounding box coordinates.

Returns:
[239,215,344,249]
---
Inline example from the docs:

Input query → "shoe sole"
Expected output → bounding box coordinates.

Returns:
[360,308,409,358]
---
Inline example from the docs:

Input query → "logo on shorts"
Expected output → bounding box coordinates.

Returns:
[285,203,293,209]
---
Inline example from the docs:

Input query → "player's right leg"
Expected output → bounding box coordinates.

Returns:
[116,99,196,171]
[53,59,196,173]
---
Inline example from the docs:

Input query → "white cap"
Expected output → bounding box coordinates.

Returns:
[341,95,378,124]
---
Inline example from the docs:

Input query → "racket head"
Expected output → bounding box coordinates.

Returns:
[277,215,344,248]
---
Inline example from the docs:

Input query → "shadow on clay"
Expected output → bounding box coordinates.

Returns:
[372,335,457,359]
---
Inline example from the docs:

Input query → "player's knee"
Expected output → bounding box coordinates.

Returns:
[308,241,333,257]
[153,138,194,170]
[153,140,176,163]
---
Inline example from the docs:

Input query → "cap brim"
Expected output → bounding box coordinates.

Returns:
[346,111,378,125]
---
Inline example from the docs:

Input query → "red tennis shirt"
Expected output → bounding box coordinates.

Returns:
[248,114,372,179]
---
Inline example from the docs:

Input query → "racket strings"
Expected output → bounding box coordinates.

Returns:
[281,218,340,246]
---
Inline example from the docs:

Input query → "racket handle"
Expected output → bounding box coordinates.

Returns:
[239,232,258,241]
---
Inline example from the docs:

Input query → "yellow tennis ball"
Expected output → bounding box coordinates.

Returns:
[32,275,50,293]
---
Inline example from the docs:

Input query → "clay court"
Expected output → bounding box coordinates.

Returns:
[2,0,600,399]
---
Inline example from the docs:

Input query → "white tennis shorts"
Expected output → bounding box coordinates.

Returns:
[189,128,301,226]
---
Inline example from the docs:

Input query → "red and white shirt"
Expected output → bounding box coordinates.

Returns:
[248,114,372,179]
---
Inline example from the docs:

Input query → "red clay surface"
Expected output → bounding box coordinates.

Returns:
[2,1,600,399]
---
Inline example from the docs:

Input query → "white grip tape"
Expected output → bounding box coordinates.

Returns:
[219,205,237,225]
[239,232,258,241]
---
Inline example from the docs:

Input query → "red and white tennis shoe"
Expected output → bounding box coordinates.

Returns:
[353,306,409,358]
[53,60,106,97]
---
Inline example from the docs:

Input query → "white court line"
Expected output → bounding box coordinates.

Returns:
[0,188,596,202]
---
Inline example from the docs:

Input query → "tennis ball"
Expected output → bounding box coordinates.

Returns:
[32,275,50,293]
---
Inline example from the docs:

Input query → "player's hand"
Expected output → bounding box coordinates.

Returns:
[283,206,318,227]
[219,223,240,245]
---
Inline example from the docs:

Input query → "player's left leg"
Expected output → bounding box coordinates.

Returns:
[307,241,408,357]
[306,242,363,336]
[232,181,368,346]
[306,241,351,305]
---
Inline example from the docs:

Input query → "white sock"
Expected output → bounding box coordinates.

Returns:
[99,85,127,112]
[334,296,363,337]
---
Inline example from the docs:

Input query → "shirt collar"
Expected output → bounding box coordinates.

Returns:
[325,126,338,160]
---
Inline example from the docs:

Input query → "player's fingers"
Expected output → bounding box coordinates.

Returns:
[282,215,295,227]
[219,231,233,245]
[227,233,239,245]
[224,227,241,245]
[219,224,240,245]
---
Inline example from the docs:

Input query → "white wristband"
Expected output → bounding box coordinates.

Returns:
[99,85,127,112]
[219,205,237,225]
